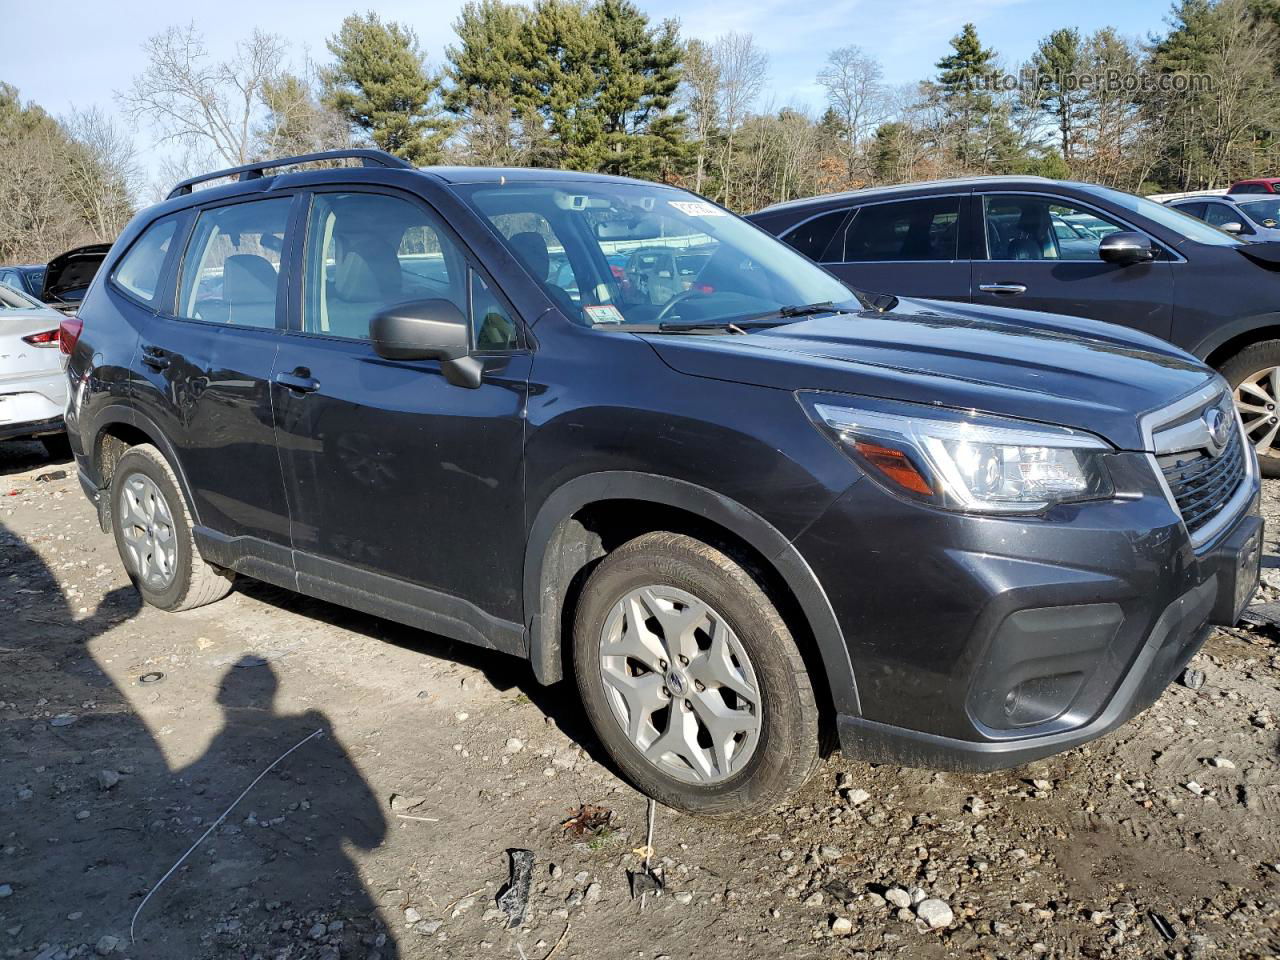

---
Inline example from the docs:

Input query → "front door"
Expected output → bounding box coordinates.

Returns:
[971,193,1175,340]
[130,196,296,571]
[271,188,530,650]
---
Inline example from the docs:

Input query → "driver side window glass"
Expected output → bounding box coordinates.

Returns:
[983,196,1125,262]
[303,192,466,340]
[1203,203,1246,231]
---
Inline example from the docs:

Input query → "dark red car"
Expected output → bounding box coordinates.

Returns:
[1228,178,1280,195]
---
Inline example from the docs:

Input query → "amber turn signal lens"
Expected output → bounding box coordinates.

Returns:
[853,440,934,496]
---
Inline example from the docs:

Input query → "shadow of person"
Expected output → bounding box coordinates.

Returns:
[132,656,399,959]
[0,519,153,954]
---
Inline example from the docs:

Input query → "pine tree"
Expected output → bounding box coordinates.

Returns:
[1029,28,1090,162]
[322,13,452,164]
[935,23,1001,169]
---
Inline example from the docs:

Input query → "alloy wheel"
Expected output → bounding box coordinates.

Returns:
[1234,367,1280,455]
[598,585,762,785]
[118,473,178,589]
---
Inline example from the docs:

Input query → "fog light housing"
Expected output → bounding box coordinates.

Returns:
[970,603,1124,731]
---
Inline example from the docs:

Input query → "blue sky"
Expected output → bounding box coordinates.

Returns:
[5,0,1171,179]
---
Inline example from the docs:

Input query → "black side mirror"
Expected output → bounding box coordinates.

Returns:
[1098,231,1156,266]
[369,299,482,389]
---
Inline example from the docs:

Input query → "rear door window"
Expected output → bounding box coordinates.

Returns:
[782,209,848,262]
[112,215,180,304]
[841,197,961,262]
[178,198,292,328]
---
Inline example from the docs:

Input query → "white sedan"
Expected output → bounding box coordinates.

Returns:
[0,281,69,456]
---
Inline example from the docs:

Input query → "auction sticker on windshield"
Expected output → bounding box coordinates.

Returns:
[667,200,726,217]
[584,304,625,324]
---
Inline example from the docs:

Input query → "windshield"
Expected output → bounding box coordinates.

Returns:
[1235,197,1280,228]
[0,281,47,310]
[1083,184,1241,247]
[456,181,862,327]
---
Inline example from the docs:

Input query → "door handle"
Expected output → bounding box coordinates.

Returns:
[978,283,1028,296]
[140,347,170,370]
[275,369,320,394]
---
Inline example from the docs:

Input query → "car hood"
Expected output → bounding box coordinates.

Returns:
[643,297,1214,451]
[42,243,111,303]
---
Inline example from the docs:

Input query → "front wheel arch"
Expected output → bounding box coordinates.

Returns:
[523,472,861,719]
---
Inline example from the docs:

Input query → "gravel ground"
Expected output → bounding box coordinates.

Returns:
[0,439,1277,960]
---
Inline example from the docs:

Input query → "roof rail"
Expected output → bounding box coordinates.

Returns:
[166,149,414,200]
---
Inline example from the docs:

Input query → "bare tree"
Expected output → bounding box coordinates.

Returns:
[681,38,721,194]
[119,23,287,167]
[714,32,768,206]
[816,45,886,182]
[60,107,138,239]
[258,59,353,159]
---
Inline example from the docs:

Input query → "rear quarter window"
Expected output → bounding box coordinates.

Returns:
[112,216,181,304]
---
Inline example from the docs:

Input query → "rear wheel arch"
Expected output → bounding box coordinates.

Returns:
[88,408,199,529]
[523,472,861,720]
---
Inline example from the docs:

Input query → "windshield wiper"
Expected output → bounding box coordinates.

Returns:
[776,300,850,317]
[655,318,792,334]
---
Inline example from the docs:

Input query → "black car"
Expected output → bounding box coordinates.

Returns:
[41,243,111,313]
[749,177,1280,476]
[63,151,1261,814]
[1,243,110,313]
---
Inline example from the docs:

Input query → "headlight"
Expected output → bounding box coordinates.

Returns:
[802,393,1114,514]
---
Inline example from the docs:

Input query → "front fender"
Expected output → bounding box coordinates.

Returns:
[523,470,862,717]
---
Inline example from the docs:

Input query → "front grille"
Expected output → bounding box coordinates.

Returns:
[1154,397,1247,537]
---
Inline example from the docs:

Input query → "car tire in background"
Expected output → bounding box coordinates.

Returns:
[572,531,821,816]
[40,434,71,460]
[110,444,234,611]
[1220,340,1280,478]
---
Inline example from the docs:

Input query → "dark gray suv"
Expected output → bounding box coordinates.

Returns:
[750,177,1280,478]
[64,152,1261,814]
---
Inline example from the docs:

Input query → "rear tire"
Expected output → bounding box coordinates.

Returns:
[110,444,233,611]
[572,531,821,816]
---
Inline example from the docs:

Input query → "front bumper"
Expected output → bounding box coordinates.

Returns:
[795,451,1262,772]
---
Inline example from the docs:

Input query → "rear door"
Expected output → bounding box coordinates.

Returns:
[971,192,1175,340]
[818,194,972,302]
[126,194,296,573]
[270,186,531,645]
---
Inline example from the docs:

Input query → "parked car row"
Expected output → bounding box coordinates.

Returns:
[0,243,110,314]
[55,149,1261,815]
[0,281,70,456]
[749,176,1280,478]
[0,244,111,455]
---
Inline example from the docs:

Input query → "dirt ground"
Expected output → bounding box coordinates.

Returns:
[0,439,1278,960]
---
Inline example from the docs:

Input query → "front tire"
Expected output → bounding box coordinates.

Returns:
[1221,340,1280,478]
[572,531,821,816]
[110,444,233,611]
